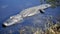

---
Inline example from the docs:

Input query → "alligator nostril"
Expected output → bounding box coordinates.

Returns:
[2,24,6,27]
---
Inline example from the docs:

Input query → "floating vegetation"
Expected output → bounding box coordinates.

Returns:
[46,23,60,34]
[19,26,44,34]
[18,15,60,34]
[19,23,60,34]
[1,14,60,34]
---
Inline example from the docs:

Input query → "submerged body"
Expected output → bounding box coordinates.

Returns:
[2,4,51,27]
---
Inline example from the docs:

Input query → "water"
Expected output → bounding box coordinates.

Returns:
[0,0,60,34]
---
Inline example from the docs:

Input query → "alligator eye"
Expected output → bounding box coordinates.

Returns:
[45,5,48,7]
